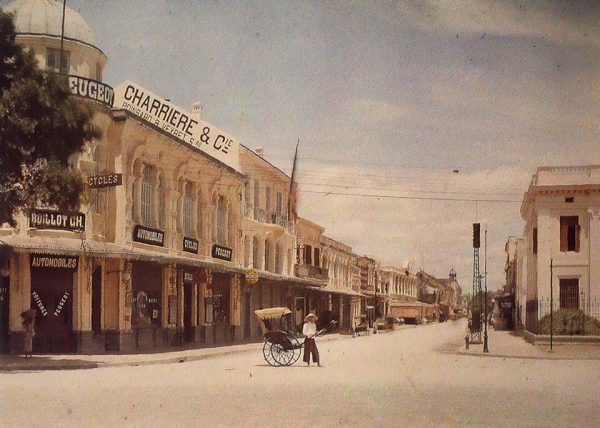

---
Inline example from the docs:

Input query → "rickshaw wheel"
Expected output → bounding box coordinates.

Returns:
[262,341,278,366]
[271,335,302,366]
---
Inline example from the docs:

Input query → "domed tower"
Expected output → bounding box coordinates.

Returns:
[2,0,107,81]
[449,268,457,281]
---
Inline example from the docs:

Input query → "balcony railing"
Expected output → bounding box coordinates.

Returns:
[243,204,294,233]
[295,264,328,281]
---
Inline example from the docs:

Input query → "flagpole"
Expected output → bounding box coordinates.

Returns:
[287,139,299,222]
[59,0,67,74]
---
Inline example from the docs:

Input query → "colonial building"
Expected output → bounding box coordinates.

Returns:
[381,265,420,321]
[519,165,600,332]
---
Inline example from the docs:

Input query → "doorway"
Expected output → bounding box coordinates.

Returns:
[91,267,102,334]
[243,290,251,339]
[183,281,193,343]
[0,275,9,353]
[31,268,74,353]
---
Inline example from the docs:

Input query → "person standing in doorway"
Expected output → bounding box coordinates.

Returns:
[302,313,320,367]
[20,308,36,358]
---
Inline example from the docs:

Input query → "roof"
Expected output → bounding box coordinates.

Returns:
[4,0,98,49]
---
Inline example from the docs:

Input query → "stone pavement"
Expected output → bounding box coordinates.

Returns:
[457,326,600,360]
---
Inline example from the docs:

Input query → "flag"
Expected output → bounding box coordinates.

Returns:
[287,139,299,224]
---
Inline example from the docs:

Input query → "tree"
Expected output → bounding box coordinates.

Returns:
[0,10,99,226]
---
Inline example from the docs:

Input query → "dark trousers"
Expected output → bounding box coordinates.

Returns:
[303,338,319,364]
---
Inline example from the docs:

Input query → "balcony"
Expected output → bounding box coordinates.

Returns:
[243,203,294,233]
[295,264,328,281]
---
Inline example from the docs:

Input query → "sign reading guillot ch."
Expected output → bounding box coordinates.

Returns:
[113,80,240,172]
[30,210,85,232]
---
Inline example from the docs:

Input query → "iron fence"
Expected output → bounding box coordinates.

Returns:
[526,292,600,335]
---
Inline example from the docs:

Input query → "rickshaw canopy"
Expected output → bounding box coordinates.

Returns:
[254,307,292,320]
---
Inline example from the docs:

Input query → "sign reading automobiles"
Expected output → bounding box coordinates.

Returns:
[69,75,114,107]
[212,244,232,261]
[31,253,78,270]
[133,225,164,247]
[113,80,240,172]
[30,210,85,232]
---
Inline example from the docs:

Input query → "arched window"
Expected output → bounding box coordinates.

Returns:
[216,195,227,245]
[183,182,193,236]
[141,164,153,226]
[264,240,271,272]
[275,243,282,274]
[252,236,259,269]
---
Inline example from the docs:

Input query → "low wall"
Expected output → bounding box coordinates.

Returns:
[521,329,600,345]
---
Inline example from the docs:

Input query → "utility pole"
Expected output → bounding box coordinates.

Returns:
[483,228,489,353]
[59,0,67,74]
[550,259,553,351]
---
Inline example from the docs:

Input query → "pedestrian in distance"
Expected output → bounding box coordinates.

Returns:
[302,313,321,367]
[20,308,36,358]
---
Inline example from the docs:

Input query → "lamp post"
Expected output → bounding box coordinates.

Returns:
[483,229,489,353]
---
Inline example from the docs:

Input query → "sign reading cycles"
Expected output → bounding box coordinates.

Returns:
[113,80,240,172]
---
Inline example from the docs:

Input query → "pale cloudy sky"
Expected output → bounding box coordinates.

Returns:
[4,0,599,291]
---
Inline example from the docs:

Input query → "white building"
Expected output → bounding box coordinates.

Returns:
[520,165,600,332]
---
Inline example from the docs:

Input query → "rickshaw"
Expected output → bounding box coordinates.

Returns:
[255,307,335,367]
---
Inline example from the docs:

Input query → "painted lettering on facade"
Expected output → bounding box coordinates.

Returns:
[87,173,123,188]
[68,75,114,107]
[53,292,70,317]
[32,291,48,317]
[113,81,240,172]
[30,254,78,270]
[212,244,233,261]
[133,225,165,247]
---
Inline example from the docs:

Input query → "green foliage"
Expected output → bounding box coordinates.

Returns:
[539,310,600,336]
[0,10,100,226]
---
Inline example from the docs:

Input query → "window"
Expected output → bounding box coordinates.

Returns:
[559,279,579,309]
[92,147,100,213]
[565,197,574,203]
[275,243,281,274]
[253,181,260,208]
[264,240,271,271]
[305,245,312,266]
[252,237,259,269]
[183,182,193,236]
[276,191,283,214]
[560,216,580,252]
[95,62,102,81]
[157,177,164,229]
[532,228,538,255]
[46,48,69,73]
[131,180,137,221]
[265,186,271,212]
[314,247,320,267]
[141,164,153,225]
[217,196,227,245]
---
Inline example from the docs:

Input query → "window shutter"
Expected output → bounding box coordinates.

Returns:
[560,223,567,252]
[575,224,581,253]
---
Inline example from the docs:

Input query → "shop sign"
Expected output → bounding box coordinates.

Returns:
[245,268,259,284]
[212,244,232,261]
[183,237,198,254]
[31,254,78,270]
[184,271,194,283]
[53,292,70,317]
[87,173,122,189]
[113,80,240,172]
[133,225,164,247]
[500,301,513,309]
[30,210,85,232]
[69,75,114,107]
[32,291,48,316]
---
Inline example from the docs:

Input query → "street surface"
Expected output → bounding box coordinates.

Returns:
[1,320,598,427]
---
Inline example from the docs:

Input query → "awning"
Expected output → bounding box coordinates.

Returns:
[0,234,245,274]
[300,285,364,297]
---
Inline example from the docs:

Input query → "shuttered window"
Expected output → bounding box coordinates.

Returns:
[560,216,580,252]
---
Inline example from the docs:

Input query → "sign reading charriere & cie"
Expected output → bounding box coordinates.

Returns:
[30,210,85,232]
[133,225,164,247]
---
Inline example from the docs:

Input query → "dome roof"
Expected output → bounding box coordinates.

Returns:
[3,0,96,48]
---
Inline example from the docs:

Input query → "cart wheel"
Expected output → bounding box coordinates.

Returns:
[263,341,278,366]
[271,336,302,366]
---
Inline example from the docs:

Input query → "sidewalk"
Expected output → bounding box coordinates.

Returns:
[0,332,352,373]
[457,327,600,361]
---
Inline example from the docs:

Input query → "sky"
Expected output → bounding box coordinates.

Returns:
[3,0,599,292]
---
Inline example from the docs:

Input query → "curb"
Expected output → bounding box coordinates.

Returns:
[0,331,353,373]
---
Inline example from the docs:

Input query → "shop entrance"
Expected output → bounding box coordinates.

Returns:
[0,275,9,353]
[243,290,251,339]
[31,268,74,353]
[183,281,193,343]
[91,267,102,334]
